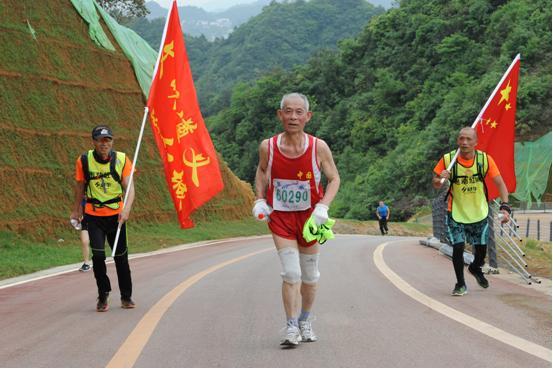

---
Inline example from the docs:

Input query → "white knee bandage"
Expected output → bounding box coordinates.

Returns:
[300,253,320,284]
[278,247,301,284]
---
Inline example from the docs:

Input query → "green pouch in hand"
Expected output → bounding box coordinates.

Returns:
[302,216,336,244]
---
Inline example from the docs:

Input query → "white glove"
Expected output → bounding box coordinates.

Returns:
[312,203,329,226]
[252,199,273,221]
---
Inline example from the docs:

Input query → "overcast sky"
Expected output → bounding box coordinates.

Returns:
[151,0,259,11]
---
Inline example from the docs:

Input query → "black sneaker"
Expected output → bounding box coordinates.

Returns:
[451,283,467,296]
[97,293,109,312]
[79,263,91,272]
[121,298,136,309]
[468,265,489,288]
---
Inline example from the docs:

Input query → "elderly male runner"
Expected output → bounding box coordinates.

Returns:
[433,127,510,296]
[253,93,340,346]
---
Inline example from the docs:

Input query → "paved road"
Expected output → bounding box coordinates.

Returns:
[0,235,550,367]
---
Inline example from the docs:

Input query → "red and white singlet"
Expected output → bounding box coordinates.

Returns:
[266,133,324,211]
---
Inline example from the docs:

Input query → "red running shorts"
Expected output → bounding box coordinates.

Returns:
[268,209,317,248]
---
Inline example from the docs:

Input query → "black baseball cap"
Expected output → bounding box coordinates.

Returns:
[92,126,113,140]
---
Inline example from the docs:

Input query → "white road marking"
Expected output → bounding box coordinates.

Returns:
[373,242,551,363]
[106,247,273,368]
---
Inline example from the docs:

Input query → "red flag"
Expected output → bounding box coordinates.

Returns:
[147,1,223,228]
[475,55,520,200]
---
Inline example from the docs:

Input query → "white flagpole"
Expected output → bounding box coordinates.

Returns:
[111,107,148,257]
[440,53,520,184]
[111,2,176,257]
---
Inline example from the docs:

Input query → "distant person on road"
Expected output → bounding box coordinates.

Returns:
[253,93,340,347]
[376,201,390,235]
[432,127,511,296]
[70,125,136,312]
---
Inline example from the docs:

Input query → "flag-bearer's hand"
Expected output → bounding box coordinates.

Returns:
[119,208,131,223]
[312,203,329,226]
[439,170,450,180]
[499,202,512,224]
[252,199,273,221]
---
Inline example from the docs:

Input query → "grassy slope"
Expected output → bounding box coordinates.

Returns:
[0,0,255,239]
[0,219,269,280]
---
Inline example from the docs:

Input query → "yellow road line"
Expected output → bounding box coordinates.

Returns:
[373,242,552,363]
[107,247,272,368]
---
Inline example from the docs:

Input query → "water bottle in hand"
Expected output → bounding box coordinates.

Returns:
[70,218,82,230]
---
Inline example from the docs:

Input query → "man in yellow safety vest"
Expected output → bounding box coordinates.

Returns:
[70,125,136,312]
[432,127,510,296]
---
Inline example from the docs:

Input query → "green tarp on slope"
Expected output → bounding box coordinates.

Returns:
[69,0,115,51]
[70,0,157,97]
[513,131,552,207]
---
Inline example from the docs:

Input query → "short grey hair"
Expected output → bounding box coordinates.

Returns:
[280,93,310,111]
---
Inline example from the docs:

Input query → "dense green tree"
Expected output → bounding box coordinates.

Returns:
[97,0,149,23]
[208,0,551,220]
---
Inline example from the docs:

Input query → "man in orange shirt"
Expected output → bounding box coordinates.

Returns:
[433,127,510,296]
[70,126,135,312]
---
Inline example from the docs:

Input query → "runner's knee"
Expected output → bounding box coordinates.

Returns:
[299,253,320,284]
[278,247,301,284]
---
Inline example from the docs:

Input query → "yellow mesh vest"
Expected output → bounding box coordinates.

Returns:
[444,150,489,224]
[85,150,125,210]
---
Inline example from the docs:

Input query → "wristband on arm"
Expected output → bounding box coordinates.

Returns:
[499,202,512,215]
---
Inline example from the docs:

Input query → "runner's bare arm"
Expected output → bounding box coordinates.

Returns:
[254,139,269,200]
[317,139,340,206]
[492,174,511,223]
[492,175,509,204]
[71,181,85,220]
[432,170,450,189]
[120,174,135,223]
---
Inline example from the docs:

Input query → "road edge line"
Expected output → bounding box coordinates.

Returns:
[373,242,551,363]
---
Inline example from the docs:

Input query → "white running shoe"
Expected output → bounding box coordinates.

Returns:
[299,319,318,342]
[280,325,301,346]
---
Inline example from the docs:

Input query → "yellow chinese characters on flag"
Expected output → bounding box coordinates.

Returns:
[147,0,223,228]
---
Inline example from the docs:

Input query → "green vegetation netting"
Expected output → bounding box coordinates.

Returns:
[69,0,115,51]
[513,131,552,206]
[70,0,157,96]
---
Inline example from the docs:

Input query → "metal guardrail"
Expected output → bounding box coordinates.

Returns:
[507,217,553,241]
[488,201,540,284]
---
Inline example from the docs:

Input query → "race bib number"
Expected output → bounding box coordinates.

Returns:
[272,179,311,211]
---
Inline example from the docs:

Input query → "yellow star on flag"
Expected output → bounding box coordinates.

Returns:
[491,121,498,128]
[498,80,511,105]
[505,103,511,111]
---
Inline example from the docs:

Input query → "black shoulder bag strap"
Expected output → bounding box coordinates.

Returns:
[109,151,122,184]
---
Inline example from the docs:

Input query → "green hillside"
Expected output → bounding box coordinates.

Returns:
[0,0,255,239]
[130,0,384,116]
[208,0,552,220]
[197,0,384,115]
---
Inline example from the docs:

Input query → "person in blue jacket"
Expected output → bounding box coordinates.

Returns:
[376,201,390,235]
